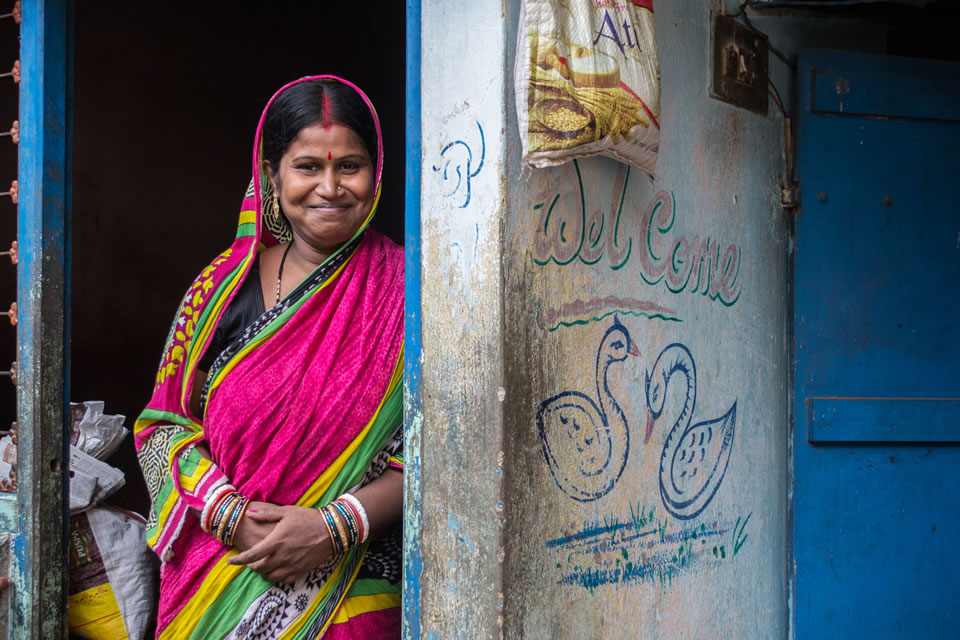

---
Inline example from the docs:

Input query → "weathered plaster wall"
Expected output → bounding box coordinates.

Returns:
[501,2,789,637]
[418,2,507,638]
[416,1,886,638]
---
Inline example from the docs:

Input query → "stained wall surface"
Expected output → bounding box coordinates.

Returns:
[415,1,885,638]
[501,3,789,637]
[417,1,507,636]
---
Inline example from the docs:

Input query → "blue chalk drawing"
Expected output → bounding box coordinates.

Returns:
[644,343,737,520]
[537,316,638,502]
[432,120,485,208]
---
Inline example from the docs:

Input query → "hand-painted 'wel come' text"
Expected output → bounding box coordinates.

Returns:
[532,160,743,307]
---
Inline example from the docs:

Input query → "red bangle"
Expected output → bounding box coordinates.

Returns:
[339,498,365,543]
[203,486,235,533]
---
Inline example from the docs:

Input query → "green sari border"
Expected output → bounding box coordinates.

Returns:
[186,385,403,640]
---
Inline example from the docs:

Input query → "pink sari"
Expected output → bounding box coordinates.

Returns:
[135,77,404,639]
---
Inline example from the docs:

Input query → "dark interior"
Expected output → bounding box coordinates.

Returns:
[67,2,406,516]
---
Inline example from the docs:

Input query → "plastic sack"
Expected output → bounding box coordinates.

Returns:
[0,427,125,510]
[69,445,126,513]
[0,432,14,492]
[71,401,129,461]
[68,507,155,640]
[515,0,660,173]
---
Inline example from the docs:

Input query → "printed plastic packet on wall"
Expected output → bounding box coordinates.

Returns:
[515,0,660,173]
[68,506,156,640]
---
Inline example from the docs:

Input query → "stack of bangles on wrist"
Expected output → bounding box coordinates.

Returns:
[202,486,250,547]
[318,493,369,555]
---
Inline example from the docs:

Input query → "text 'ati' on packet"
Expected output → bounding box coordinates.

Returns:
[515,0,660,173]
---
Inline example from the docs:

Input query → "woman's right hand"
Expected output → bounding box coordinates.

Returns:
[232,501,279,552]
[227,505,334,584]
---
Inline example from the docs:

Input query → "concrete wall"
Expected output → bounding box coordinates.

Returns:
[417,2,507,636]
[415,1,887,638]
[500,0,789,633]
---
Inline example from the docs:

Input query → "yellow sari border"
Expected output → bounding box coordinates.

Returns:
[163,347,403,638]
[186,241,258,412]
[332,592,401,623]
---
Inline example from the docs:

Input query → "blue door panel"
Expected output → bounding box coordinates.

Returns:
[808,398,960,443]
[796,116,959,397]
[794,50,960,639]
[796,444,960,634]
[812,69,960,121]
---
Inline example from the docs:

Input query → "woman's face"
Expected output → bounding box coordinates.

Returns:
[267,122,375,255]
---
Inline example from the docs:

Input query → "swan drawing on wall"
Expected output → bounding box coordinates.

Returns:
[537,316,639,502]
[644,343,737,520]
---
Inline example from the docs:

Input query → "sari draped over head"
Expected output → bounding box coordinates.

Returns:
[135,76,405,640]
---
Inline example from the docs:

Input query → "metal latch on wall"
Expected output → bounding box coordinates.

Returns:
[711,7,801,213]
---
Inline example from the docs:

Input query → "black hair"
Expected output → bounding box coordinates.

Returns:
[261,79,378,172]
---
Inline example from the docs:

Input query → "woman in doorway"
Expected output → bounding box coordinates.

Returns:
[135,77,404,639]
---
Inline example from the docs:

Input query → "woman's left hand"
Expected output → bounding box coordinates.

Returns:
[227,504,333,584]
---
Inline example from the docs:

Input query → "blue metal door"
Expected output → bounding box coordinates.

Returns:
[793,50,960,638]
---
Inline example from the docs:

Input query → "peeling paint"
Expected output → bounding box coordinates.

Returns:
[498,1,789,637]
[412,0,809,638]
[13,2,73,637]
[417,1,508,638]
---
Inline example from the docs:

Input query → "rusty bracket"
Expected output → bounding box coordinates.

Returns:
[0,120,18,144]
[0,1,20,25]
[781,179,801,211]
[0,60,19,83]
[0,179,19,204]
[0,361,16,385]
[0,240,17,264]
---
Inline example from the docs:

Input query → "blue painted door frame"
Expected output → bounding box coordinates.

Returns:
[11,0,73,637]
[793,50,960,638]
[402,1,423,638]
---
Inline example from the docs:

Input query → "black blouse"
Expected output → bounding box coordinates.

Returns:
[197,265,266,372]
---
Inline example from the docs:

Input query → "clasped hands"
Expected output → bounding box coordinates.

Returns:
[227,501,335,584]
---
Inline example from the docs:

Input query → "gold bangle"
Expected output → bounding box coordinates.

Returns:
[318,507,337,551]
[217,494,241,544]
[330,505,350,552]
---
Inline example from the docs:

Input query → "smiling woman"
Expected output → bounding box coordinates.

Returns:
[266,122,375,267]
[262,81,379,270]
[134,78,405,640]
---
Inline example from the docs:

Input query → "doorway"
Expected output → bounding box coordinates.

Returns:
[70,2,407,516]
[11,2,409,636]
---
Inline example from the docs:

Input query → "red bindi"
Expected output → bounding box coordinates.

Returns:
[328,151,332,160]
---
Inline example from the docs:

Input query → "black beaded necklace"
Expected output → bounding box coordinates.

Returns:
[275,242,293,304]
